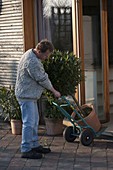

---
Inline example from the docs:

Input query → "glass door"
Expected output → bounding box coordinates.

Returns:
[82,0,109,122]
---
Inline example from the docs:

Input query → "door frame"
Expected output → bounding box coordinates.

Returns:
[22,0,35,51]
[72,0,109,122]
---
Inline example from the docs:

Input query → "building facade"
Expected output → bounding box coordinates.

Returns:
[0,0,113,123]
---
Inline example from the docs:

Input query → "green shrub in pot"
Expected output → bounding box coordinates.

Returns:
[0,86,22,135]
[43,50,83,119]
[0,86,21,121]
[44,50,82,95]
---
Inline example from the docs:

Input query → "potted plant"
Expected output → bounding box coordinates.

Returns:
[0,86,22,135]
[62,93,101,133]
[44,102,64,135]
[78,104,101,132]
[43,50,83,135]
[70,103,101,132]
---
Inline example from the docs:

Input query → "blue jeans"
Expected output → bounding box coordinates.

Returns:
[18,100,40,152]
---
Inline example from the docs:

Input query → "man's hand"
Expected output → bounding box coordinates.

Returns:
[50,87,61,98]
[53,90,61,98]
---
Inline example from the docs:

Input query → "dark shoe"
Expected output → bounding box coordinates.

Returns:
[21,150,42,159]
[32,145,51,154]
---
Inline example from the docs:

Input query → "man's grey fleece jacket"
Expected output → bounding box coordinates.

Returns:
[15,49,53,100]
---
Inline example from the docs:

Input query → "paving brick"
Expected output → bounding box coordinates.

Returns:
[91,162,107,170]
[25,159,43,167]
[76,158,90,163]
[0,123,113,170]
[58,165,74,170]
[23,167,40,170]
[7,167,23,170]
[0,167,7,170]
[91,168,107,170]
[74,164,90,170]
[40,166,57,170]
[107,162,113,168]
[8,158,26,167]
[0,160,10,167]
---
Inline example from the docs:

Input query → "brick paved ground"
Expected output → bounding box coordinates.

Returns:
[0,123,113,170]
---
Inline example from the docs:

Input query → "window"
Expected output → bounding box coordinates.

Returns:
[41,0,72,51]
[107,0,113,65]
[50,7,73,51]
[83,0,101,68]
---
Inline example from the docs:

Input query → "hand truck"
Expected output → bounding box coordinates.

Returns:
[52,96,106,146]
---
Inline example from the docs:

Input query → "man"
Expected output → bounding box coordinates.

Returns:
[15,39,61,159]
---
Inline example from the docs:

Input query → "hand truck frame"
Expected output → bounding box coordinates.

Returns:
[52,95,106,146]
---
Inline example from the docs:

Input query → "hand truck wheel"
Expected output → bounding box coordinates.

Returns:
[63,126,80,142]
[80,128,94,146]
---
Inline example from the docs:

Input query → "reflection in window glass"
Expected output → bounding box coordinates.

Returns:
[42,0,73,51]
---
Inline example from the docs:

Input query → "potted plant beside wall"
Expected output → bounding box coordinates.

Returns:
[43,50,82,135]
[0,86,22,135]
[44,99,64,135]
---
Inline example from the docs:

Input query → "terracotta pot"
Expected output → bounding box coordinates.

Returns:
[63,104,101,132]
[44,117,63,136]
[77,104,101,132]
[11,119,22,135]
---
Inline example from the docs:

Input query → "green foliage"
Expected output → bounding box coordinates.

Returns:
[44,98,73,119]
[0,86,21,121]
[44,50,82,95]
[43,50,83,119]
[44,103,64,119]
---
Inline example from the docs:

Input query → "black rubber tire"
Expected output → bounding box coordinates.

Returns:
[80,128,94,146]
[63,126,78,142]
